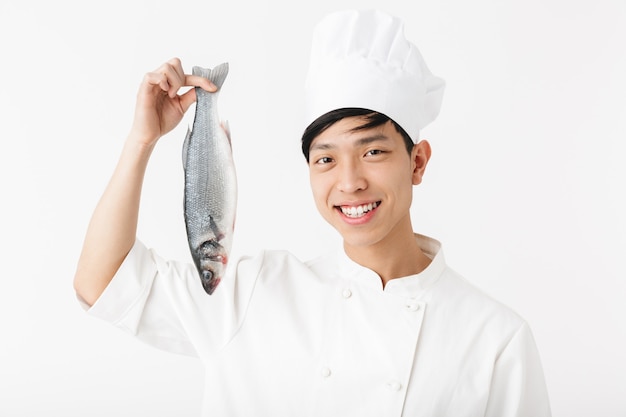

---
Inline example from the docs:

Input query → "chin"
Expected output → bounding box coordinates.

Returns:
[338,230,385,250]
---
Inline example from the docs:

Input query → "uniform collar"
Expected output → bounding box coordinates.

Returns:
[335,233,447,296]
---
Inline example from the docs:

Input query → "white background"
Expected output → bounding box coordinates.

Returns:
[1,0,624,415]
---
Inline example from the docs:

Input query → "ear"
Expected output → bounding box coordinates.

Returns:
[411,140,432,185]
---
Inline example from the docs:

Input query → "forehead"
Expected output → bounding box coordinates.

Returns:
[310,117,398,150]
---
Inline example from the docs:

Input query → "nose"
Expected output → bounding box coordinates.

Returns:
[336,159,367,193]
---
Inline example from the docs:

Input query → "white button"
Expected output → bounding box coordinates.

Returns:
[405,302,420,312]
[387,381,402,391]
[342,288,352,299]
[321,367,332,378]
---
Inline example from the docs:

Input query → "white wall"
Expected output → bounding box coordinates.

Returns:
[1,0,624,415]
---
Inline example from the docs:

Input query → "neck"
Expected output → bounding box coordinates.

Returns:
[343,219,431,288]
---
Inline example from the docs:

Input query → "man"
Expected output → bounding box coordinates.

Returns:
[74,9,551,416]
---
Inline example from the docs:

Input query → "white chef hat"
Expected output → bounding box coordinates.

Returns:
[304,9,445,141]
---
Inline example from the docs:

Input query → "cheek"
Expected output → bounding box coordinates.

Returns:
[383,169,415,202]
[372,161,412,182]
[309,174,329,206]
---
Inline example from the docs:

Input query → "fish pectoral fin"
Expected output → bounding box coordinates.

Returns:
[182,126,192,170]
[211,253,228,262]
[221,120,232,145]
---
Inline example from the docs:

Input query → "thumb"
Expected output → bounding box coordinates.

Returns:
[179,88,197,114]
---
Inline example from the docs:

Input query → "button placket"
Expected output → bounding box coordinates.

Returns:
[404,298,422,312]
[386,380,402,392]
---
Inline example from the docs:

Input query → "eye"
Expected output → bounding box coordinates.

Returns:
[314,156,334,165]
[365,149,385,157]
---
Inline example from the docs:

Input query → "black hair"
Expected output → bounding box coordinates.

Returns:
[301,108,414,162]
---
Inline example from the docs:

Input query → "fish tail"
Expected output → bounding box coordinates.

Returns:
[192,63,229,89]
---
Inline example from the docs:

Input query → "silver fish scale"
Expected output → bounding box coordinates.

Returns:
[183,63,237,294]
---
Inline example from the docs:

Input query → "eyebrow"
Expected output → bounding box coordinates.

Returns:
[309,133,390,152]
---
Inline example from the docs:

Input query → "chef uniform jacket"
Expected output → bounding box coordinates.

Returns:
[83,233,551,416]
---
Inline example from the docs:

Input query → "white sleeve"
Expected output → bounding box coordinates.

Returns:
[84,240,260,358]
[484,322,552,417]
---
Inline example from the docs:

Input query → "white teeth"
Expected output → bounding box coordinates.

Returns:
[340,202,378,218]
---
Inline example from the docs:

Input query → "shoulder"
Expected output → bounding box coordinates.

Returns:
[230,250,336,311]
[436,266,528,339]
[234,249,327,286]
[235,249,310,273]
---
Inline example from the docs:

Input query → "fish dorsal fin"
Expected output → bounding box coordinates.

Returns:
[192,62,229,90]
[182,127,191,170]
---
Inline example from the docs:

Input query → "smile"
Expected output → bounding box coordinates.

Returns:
[339,202,379,218]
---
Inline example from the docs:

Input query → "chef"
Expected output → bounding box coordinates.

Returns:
[74,9,551,416]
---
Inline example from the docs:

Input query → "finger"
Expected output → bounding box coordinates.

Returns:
[178,75,218,113]
[178,88,198,114]
[166,57,185,79]
[185,74,217,92]
[159,58,217,96]
[146,58,217,101]
[142,71,171,93]
[157,58,186,98]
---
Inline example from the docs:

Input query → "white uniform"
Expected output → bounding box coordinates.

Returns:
[84,234,551,416]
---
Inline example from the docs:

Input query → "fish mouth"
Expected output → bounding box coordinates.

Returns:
[336,201,380,218]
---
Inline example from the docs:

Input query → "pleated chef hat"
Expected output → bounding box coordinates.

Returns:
[304,10,445,141]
